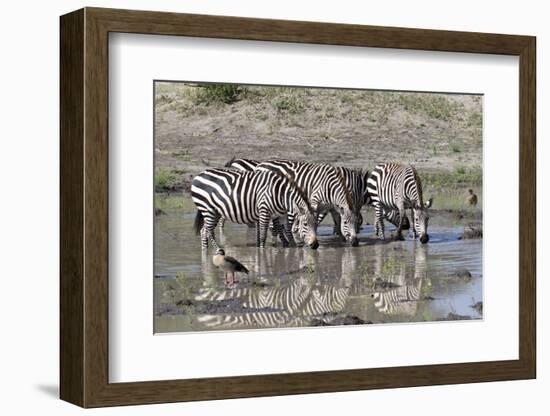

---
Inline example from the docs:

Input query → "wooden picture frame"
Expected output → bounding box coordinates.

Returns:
[60,7,536,408]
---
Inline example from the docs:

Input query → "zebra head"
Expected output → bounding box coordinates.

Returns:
[291,210,319,250]
[413,197,433,244]
[339,207,359,247]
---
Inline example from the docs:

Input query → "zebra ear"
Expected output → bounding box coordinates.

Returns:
[425,197,433,208]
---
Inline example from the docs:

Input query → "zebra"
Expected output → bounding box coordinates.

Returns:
[366,162,432,243]
[225,157,410,236]
[226,159,365,237]
[224,156,258,171]
[191,168,319,250]
[220,157,289,245]
[314,167,369,236]
[254,160,359,246]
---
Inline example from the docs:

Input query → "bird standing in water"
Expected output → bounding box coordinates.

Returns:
[212,249,249,288]
[466,189,478,207]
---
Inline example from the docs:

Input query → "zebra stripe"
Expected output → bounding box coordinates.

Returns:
[191,168,319,249]
[315,166,369,235]
[371,245,427,316]
[226,158,409,236]
[366,162,431,243]
[255,160,359,246]
[195,278,350,329]
[224,156,259,171]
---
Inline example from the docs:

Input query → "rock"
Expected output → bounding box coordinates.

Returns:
[332,315,371,325]
[310,314,372,326]
[459,222,482,239]
[471,301,483,315]
[373,278,401,290]
[454,268,472,280]
[310,318,330,326]
[438,312,472,321]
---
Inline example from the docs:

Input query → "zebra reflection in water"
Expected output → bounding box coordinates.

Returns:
[370,243,428,317]
[194,242,428,329]
[195,247,359,330]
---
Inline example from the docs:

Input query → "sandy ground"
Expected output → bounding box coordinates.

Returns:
[154,83,482,196]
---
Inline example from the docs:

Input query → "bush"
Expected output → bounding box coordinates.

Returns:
[154,169,176,192]
[192,84,241,105]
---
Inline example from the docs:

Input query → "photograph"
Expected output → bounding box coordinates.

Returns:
[153,82,483,333]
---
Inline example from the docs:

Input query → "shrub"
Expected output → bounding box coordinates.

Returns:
[193,84,241,105]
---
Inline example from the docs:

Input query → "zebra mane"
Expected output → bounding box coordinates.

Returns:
[334,167,354,210]
[270,169,314,214]
[224,156,236,167]
[409,165,424,206]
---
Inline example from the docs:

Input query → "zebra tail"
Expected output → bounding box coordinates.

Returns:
[224,156,236,167]
[193,210,204,235]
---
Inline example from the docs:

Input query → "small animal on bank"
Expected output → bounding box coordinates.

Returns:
[212,249,249,287]
[466,189,478,207]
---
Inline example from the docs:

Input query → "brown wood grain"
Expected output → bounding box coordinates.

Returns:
[60,7,537,408]
[59,8,84,406]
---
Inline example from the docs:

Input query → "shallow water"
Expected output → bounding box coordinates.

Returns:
[154,202,482,333]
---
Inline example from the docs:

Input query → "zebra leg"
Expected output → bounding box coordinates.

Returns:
[374,203,385,240]
[255,221,261,247]
[410,208,417,239]
[317,211,327,227]
[270,220,278,246]
[285,213,297,246]
[218,217,225,229]
[258,211,271,248]
[272,218,289,247]
[394,204,406,241]
[200,227,209,249]
[202,214,220,250]
[330,209,345,239]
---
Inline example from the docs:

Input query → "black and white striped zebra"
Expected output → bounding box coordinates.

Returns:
[255,160,359,246]
[191,168,319,249]
[226,158,410,236]
[224,156,258,171]
[220,158,289,245]
[314,167,369,235]
[367,162,432,243]
[226,159,366,237]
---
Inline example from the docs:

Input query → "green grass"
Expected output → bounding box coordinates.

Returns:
[467,111,483,128]
[172,150,191,160]
[419,168,482,210]
[421,168,482,191]
[449,142,464,153]
[397,93,464,121]
[271,92,304,114]
[155,195,196,213]
[154,169,176,192]
[191,84,242,105]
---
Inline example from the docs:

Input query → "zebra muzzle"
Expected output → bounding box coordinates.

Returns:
[351,237,359,247]
[309,240,319,250]
[420,234,429,244]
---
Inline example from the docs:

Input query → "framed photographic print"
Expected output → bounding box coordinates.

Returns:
[60,7,536,408]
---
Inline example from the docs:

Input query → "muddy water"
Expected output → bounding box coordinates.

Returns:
[154,200,482,333]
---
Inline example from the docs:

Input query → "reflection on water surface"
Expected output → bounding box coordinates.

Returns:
[155,204,482,333]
